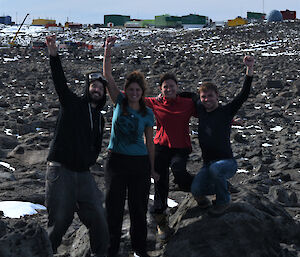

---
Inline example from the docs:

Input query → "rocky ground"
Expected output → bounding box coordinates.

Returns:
[0,21,299,257]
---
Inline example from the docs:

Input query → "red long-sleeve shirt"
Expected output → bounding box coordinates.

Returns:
[145,96,197,149]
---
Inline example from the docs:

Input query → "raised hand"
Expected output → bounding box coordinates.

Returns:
[243,55,254,76]
[45,35,57,56]
[105,36,117,48]
[243,55,254,68]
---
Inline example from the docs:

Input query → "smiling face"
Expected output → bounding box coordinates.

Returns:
[89,80,104,102]
[125,82,143,103]
[160,79,178,99]
[200,89,219,112]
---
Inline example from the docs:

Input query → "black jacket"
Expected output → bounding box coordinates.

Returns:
[180,76,252,164]
[47,55,106,171]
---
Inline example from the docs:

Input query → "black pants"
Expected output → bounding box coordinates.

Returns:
[152,144,194,214]
[45,163,109,256]
[105,152,151,256]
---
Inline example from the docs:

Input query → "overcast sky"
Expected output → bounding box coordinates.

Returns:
[1,0,299,24]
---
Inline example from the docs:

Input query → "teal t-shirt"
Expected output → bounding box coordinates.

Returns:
[108,93,154,156]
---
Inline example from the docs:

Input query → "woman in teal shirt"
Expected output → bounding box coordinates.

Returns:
[103,36,159,257]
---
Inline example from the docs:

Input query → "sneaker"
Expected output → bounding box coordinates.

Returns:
[193,196,211,209]
[208,203,230,217]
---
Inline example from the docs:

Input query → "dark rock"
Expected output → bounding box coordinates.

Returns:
[270,170,292,182]
[253,164,269,173]
[0,222,53,257]
[16,123,35,135]
[269,186,299,207]
[0,220,7,237]
[166,187,300,257]
[266,80,283,89]
[233,133,248,144]
[0,134,19,149]
[7,145,25,157]
[0,101,10,107]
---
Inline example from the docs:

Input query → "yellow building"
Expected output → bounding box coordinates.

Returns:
[227,17,247,27]
[32,19,56,26]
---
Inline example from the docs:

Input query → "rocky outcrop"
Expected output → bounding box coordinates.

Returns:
[0,219,53,257]
[0,21,299,256]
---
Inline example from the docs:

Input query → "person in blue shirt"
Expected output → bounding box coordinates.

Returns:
[103,36,159,257]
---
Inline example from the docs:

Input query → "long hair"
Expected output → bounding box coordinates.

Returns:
[122,71,148,116]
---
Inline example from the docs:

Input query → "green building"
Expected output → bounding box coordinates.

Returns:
[181,14,208,25]
[155,14,182,28]
[247,12,266,20]
[104,14,130,26]
[141,19,156,27]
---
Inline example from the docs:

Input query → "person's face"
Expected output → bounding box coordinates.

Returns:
[200,89,219,112]
[160,79,178,98]
[125,82,143,103]
[89,80,104,102]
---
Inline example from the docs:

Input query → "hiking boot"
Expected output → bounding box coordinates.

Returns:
[208,203,230,217]
[193,195,211,209]
[153,213,174,242]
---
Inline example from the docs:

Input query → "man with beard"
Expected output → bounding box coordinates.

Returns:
[45,35,109,257]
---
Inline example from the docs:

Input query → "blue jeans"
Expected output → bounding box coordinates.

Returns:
[191,159,237,205]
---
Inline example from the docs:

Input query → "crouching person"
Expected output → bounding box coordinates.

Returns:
[191,56,255,216]
[45,35,109,256]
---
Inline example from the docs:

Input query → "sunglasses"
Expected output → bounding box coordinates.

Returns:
[88,72,107,82]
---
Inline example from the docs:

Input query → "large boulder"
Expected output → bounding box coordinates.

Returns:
[0,220,53,257]
[164,186,300,257]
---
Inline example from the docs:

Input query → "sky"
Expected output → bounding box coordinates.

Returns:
[1,0,299,24]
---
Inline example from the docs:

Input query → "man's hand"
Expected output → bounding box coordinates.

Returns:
[243,55,254,76]
[151,169,160,182]
[243,55,254,68]
[46,35,57,56]
[105,36,117,49]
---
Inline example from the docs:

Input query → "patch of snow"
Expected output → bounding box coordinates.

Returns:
[270,126,283,132]
[0,162,15,171]
[262,143,272,147]
[237,169,249,173]
[4,129,13,136]
[149,195,178,208]
[0,201,46,218]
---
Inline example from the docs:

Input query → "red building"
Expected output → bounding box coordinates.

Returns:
[280,10,296,20]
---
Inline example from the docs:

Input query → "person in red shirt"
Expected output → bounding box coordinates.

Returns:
[145,73,197,240]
